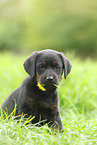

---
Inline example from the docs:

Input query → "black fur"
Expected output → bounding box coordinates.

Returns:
[1,49,72,131]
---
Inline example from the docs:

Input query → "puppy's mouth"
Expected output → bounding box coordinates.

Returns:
[45,82,53,86]
[45,83,60,89]
[37,82,60,91]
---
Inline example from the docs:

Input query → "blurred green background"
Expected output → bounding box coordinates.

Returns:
[0,0,97,56]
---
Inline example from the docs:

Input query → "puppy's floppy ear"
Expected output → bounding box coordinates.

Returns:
[59,52,72,79]
[23,51,38,78]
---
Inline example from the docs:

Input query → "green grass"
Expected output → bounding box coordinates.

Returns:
[0,52,97,145]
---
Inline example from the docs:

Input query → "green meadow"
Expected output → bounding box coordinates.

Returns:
[0,52,97,145]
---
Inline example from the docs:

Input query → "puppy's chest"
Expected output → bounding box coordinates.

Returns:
[26,97,59,111]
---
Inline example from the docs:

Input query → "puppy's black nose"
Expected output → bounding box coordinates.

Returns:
[46,76,54,82]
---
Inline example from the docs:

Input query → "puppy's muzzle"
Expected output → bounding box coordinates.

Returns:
[44,75,57,86]
[46,76,54,82]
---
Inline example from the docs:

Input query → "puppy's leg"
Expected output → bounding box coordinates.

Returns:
[48,112,64,132]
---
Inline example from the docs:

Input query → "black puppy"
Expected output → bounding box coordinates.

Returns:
[1,49,72,131]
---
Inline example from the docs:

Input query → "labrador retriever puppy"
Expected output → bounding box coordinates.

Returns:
[1,49,72,131]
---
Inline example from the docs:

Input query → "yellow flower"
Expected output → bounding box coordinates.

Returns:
[37,82,46,91]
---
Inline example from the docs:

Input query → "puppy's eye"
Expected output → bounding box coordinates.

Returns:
[54,66,60,70]
[39,65,45,70]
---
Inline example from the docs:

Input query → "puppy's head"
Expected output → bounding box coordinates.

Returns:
[23,49,72,90]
